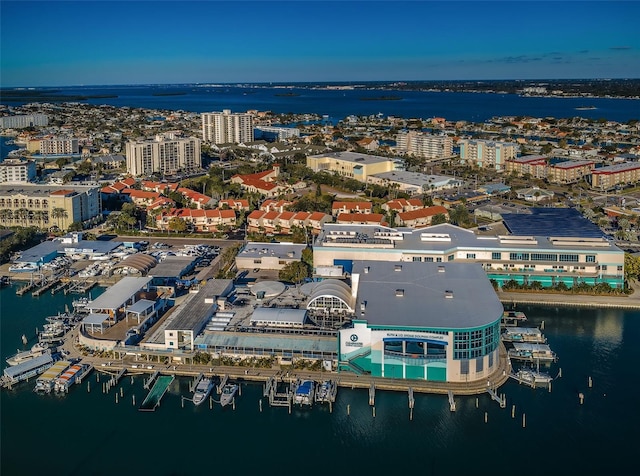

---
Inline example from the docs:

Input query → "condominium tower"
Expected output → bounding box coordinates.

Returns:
[201,110,254,144]
[395,131,453,159]
[458,139,518,171]
[125,135,202,177]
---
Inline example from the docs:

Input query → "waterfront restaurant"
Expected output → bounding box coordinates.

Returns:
[338,261,503,383]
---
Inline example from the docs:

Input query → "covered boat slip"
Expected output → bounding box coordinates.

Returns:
[2,352,54,383]
[139,375,174,411]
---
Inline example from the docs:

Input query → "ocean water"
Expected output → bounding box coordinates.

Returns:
[1,285,639,476]
[2,84,639,123]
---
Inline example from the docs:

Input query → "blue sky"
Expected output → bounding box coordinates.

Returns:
[1,1,639,87]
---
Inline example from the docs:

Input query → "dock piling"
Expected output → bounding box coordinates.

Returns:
[588,376,593,388]
[372,406,376,418]
[347,404,350,416]
[579,392,585,404]
[511,405,516,418]
[484,412,488,423]
[132,394,136,406]
[522,413,526,428]
[259,399,263,412]
[87,381,90,393]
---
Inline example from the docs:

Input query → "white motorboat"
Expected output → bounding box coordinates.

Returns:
[192,377,214,406]
[219,383,238,407]
[6,343,51,366]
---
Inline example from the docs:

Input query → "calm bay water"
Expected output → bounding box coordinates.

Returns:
[1,285,639,476]
[3,84,639,123]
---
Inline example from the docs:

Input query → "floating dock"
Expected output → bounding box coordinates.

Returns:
[34,360,71,393]
[139,375,174,412]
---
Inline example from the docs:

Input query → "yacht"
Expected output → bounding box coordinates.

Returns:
[192,377,214,406]
[6,343,51,366]
[219,382,238,407]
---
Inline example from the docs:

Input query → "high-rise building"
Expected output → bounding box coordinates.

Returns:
[395,131,453,159]
[201,110,254,144]
[0,114,48,129]
[458,139,518,171]
[125,135,201,177]
[0,159,37,184]
[39,137,79,155]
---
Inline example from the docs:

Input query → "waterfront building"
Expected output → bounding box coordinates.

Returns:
[458,139,518,171]
[547,159,595,184]
[394,131,453,159]
[202,110,254,144]
[589,162,640,191]
[338,260,502,382]
[307,151,402,182]
[254,126,300,141]
[0,113,48,129]
[125,135,202,177]
[313,208,624,289]
[0,158,37,184]
[39,137,79,156]
[0,184,101,231]
[505,155,548,178]
[143,279,234,351]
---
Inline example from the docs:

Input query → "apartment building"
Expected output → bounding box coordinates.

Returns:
[39,137,79,155]
[547,160,595,184]
[0,184,101,231]
[125,135,201,177]
[505,155,548,178]
[395,131,453,159]
[0,114,48,129]
[0,159,37,184]
[458,139,518,171]
[201,110,254,144]
[590,162,640,191]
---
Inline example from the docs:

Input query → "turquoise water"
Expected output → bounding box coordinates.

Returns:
[2,285,640,476]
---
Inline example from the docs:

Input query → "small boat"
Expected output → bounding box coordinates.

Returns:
[502,327,547,344]
[511,368,553,387]
[219,383,238,407]
[34,360,71,393]
[8,262,39,273]
[508,343,557,363]
[192,377,214,406]
[294,380,314,406]
[6,342,51,366]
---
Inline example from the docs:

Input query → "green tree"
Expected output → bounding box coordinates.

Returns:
[431,213,448,225]
[168,217,187,233]
[278,261,310,284]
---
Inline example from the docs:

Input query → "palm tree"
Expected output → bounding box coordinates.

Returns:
[15,208,29,227]
[0,209,13,225]
[51,207,68,231]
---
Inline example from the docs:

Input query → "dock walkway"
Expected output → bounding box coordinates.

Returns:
[139,375,174,411]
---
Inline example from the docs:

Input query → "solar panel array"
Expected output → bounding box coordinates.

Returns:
[502,208,604,238]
